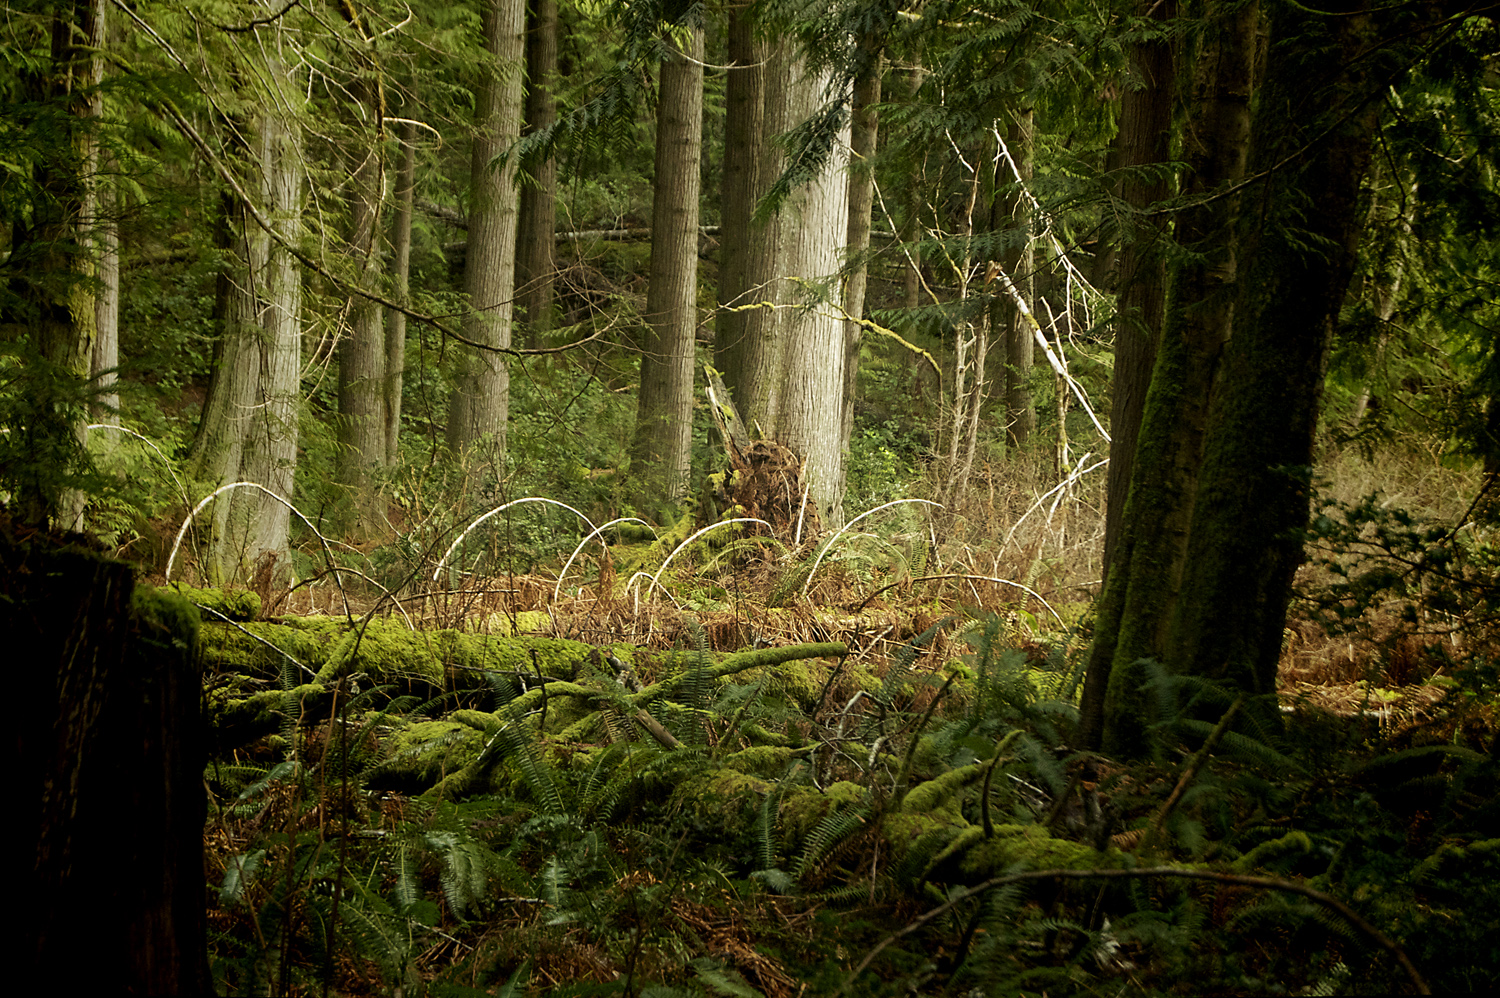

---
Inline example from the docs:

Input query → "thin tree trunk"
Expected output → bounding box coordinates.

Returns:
[716,5,765,382]
[92,173,120,427]
[515,0,558,348]
[630,24,704,505]
[449,0,524,460]
[337,76,386,503]
[841,45,882,509]
[1000,109,1036,449]
[386,118,416,465]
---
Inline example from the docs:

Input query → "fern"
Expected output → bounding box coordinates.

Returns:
[793,800,873,886]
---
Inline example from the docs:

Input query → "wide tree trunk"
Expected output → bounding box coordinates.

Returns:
[449,0,525,459]
[13,536,209,995]
[187,35,304,589]
[1167,0,1387,718]
[630,23,705,506]
[92,174,120,427]
[1099,0,1175,579]
[715,5,766,380]
[515,0,558,348]
[1082,0,1259,755]
[6,0,104,530]
[717,28,851,525]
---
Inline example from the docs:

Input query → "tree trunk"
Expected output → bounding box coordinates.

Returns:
[1100,0,1174,579]
[999,109,1036,449]
[187,39,304,589]
[337,73,387,504]
[387,117,416,465]
[449,0,525,460]
[1167,0,1386,719]
[7,0,104,530]
[13,538,210,995]
[515,0,558,348]
[1083,0,1259,755]
[715,5,766,380]
[841,45,883,510]
[630,24,704,506]
[92,173,120,427]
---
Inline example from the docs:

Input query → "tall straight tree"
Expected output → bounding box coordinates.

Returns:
[1083,0,1439,755]
[630,19,704,505]
[449,0,525,459]
[386,117,417,466]
[840,41,882,506]
[515,0,558,348]
[718,25,851,525]
[998,107,1036,448]
[4,0,105,529]
[336,6,388,503]
[187,13,305,587]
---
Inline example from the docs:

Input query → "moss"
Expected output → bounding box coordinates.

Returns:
[669,765,773,825]
[133,585,200,650]
[1232,830,1314,873]
[779,781,869,848]
[373,719,487,789]
[724,745,807,779]
[901,761,987,815]
[161,584,261,622]
[959,824,1111,879]
[466,610,552,635]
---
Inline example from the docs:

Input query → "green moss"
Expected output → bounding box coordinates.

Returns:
[724,745,806,779]
[374,719,487,788]
[779,781,869,848]
[160,584,261,622]
[1232,830,1314,873]
[958,824,1111,879]
[669,765,773,824]
[901,761,987,814]
[466,610,553,636]
[133,585,200,649]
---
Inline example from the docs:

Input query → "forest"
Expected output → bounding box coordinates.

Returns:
[6,0,1500,995]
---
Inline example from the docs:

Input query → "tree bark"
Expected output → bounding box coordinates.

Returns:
[515,0,558,348]
[386,117,416,465]
[1167,0,1386,717]
[12,536,210,995]
[715,5,766,380]
[1100,0,1175,581]
[1083,0,1259,755]
[92,172,120,427]
[449,0,525,460]
[841,44,883,509]
[337,70,387,503]
[630,24,705,506]
[6,0,104,530]
[187,30,304,589]
[998,109,1036,449]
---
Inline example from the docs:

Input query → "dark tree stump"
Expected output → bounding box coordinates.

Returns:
[10,528,210,994]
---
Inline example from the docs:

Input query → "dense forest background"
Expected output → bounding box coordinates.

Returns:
[6,0,1500,995]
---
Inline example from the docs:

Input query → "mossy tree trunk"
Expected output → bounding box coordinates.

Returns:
[1085,0,1424,755]
[1166,0,1388,716]
[1081,0,1259,755]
